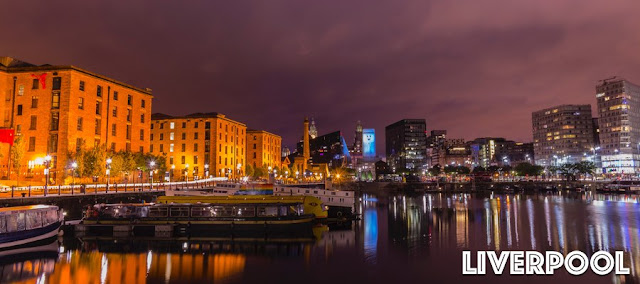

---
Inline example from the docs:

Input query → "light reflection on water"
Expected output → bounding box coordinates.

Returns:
[3,192,640,284]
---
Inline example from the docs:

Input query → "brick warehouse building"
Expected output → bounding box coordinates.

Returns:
[0,57,152,184]
[150,113,246,180]
[246,129,282,171]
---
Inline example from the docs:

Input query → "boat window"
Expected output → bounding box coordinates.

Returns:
[16,212,26,231]
[6,215,17,232]
[279,206,288,216]
[331,192,336,195]
[0,216,5,233]
[26,211,43,229]
[236,206,255,217]
[170,207,190,217]
[257,206,278,217]
[46,210,58,225]
[305,190,309,193]
[191,207,214,217]
[313,191,318,194]
[149,207,168,218]
[212,206,234,217]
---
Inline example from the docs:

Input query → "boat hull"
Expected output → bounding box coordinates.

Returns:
[0,221,61,250]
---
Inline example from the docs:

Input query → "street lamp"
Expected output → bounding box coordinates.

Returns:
[106,158,112,191]
[71,161,78,186]
[171,164,175,183]
[205,164,209,178]
[149,161,155,190]
[44,155,52,195]
[184,164,189,182]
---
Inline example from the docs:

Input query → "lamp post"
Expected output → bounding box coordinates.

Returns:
[171,164,175,181]
[106,158,112,192]
[149,161,155,190]
[205,164,209,179]
[44,155,52,195]
[71,162,77,186]
[236,163,241,180]
[184,164,189,182]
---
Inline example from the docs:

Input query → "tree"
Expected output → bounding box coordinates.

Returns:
[245,164,254,177]
[10,136,26,186]
[428,164,441,176]
[472,166,486,173]
[82,144,107,178]
[514,162,544,176]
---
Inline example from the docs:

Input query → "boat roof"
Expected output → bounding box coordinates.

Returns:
[0,205,58,214]
[157,195,313,204]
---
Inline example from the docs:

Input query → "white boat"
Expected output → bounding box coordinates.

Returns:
[167,182,273,197]
[273,183,355,217]
[0,205,63,249]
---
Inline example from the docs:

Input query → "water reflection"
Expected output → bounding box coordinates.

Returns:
[4,192,640,283]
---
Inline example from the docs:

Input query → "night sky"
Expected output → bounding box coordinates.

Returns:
[3,1,640,154]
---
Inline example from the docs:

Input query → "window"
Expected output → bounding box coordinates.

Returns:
[78,97,84,109]
[139,146,144,153]
[127,109,131,122]
[194,133,199,139]
[17,105,22,116]
[170,132,174,140]
[113,91,118,100]
[79,81,85,91]
[127,95,132,106]
[194,156,198,164]
[205,122,211,129]
[150,134,154,140]
[150,123,154,130]
[50,112,59,131]
[253,144,256,149]
[170,144,174,153]
[194,143,198,151]
[95,101,101,115]
[29,116,37,130]
[181,156,185,164]
[194,122,198,128]
[28,137,35,151]
[16,125,21,135]
[169,156,173,164]
[126,125,131,139]
[150,144,154,152]
[160,123,164,129]
[95,119,101,135]
[182,122,186,128]
[31,96,38,108]
[141,99,146,108]
[181,144,186,152]
[160,133,164,140]
[160,144,164,152]
[111,124,116,136]
[140,114,145,123]
[112,106,117,117]
[140,129,144,141]
[51,92,60,109]
[48,134,58,152]
[126,142,131,151]
[253,152,256,158]
[110,143,116,151]
[170,122,175,129]
[77,117,83,131]
[52,77,61,90]
[182,133,186,140]
[32,79,39,89]
[97,85,102,97]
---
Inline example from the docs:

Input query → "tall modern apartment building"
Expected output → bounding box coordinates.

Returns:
[531,104,596,166]
[596,77,640,174]
[385,119,427,171]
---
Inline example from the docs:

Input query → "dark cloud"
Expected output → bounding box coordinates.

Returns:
[2,0,640,154]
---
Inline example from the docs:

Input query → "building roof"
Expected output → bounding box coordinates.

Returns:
[0,56,152,96]
[151,112,246,126]
[247,129,281,138]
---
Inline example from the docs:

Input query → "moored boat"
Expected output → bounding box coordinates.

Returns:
[0,205,63,250]
[273,184,355,218]
[81,199,317,235]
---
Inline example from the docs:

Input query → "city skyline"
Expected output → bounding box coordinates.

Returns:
[2,1,640,153]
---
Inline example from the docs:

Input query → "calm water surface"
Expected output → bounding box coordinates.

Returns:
[3,192,640,284]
